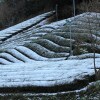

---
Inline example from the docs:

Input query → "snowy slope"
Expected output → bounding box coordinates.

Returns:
[0,58,100,93]
[0,12,100,50]
[0,11,55,42]
[0,12,100,92]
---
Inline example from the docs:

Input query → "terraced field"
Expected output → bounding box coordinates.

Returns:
[0,12,100,63]
[0,12,100,93]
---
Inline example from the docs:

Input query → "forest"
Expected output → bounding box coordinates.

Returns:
[0,0,100,30]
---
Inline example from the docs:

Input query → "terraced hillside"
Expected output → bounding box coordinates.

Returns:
[0,12,100,93]
[0,12,100,63]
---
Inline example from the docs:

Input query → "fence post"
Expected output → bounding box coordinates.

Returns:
[73,0,76,17]
[56,4,58,21]
[66,20,73,56]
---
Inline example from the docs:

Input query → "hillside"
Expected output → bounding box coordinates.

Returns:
[0,11,100,99]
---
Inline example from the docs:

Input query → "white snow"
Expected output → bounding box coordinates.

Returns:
[0,11,54,38]
[33,32,48,36]
[0,81,100,96]
[15,46,48,61]
[6,49,34,62]
[40,12,88,29]
[42,20,66,29]
[0,12,100,90]
[0,53,23,63]
[68,53,100,60]
[34,12,87,33]
[0,58,12,65]
[0,58,100,87]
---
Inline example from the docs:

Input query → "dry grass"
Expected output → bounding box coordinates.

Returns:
[77,0,100,13]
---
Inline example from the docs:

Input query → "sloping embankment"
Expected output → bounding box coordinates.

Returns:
[0,12,100,93]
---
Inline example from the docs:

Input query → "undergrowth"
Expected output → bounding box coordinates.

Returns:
[0,81,100,100]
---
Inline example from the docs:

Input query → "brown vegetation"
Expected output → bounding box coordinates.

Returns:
[0,0,100,30]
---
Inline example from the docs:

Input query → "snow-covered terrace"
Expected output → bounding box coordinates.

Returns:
[0,58,100,92]
[0,12,100,93]
[0,11,55,41]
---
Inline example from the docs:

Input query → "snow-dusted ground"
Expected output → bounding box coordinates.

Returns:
[0,11,55,41]
[0,12,100,92]
[0,12,100,50]
[0,58,100,88]
[1,81,99,96]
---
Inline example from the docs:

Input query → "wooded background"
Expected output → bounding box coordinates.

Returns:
[0,0,100,30]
